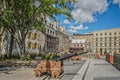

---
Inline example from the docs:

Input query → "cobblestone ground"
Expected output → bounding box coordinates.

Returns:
[0,60,86,80]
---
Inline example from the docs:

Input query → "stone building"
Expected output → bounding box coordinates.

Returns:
[57,26,70,53]
[26,30,45,54]
[0,18,70,56]
[73,33,94,52]
[0,29,42,55]
[93,28,120,54]
[43,19,59,52]
[69,39,86,53]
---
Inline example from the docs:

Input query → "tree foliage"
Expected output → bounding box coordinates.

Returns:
[0,0,76,55]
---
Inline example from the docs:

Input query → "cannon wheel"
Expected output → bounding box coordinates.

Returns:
[35,70,41,77]
[51,70,60,78]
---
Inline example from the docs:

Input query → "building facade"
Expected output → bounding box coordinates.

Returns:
[0,18,70,56]
[93,28,120,54]
[26,30,45,54]
[73,33,94,52]
[57,27,70,53]
[69,39,86,53]
[43,19,59,52]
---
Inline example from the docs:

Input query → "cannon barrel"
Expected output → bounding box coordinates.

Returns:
[53,52,87,61]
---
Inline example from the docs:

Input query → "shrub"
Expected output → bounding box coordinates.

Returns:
[20,55,25,61]
[26,54,31,61]
[42,53,58,60]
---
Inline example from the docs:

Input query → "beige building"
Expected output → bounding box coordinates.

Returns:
[69,39,87,53]
[26,30,45,54]
[44,19,59,52]
[57,27,69,53]
[73,33,94,52]
[93,28,120,54]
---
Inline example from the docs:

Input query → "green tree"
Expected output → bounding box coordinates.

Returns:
[0,0,76,55]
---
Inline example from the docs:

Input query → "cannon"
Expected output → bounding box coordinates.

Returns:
[34,60,63,78]
[34,52,85,78]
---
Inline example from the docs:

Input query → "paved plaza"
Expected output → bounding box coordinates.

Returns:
[0,59,120,80]
[73,59,120,80]
[0,60,86,80]
[85,59,120,80]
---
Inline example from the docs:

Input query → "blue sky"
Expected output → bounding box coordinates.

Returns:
[55,0,120,34]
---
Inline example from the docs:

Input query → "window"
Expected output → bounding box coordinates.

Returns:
[109,42,111,46]
[96,33,98,36]
[47,29,49,33]
[100,37,102,41]
[100,43,102,46]
[109,48,112,53]
[109,37,112,41]
[53,31,54,35]
[105,43,107,46]
[81,44,83,47]
[114,37,116,40]
[50,30,52,34]
[96,43,98,46]
[96,48,98,53]
[105,37,107,41]
[114,32,116,35]
[35,43,38,48]
[105,33,107,35]
[32,43,36,49]
[96,38,98,41]
[109,33,111,35]
[100,33,102,35]
[27,42,31,48]
[114,42,116,46]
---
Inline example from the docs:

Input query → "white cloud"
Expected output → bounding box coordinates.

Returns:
[68,24,88,34]
[113,0,120,7]
[72,0,108,23]
[68,29,77,33]
[114,0,120,3]
[64,19,70,24]
[69,24,88,30]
